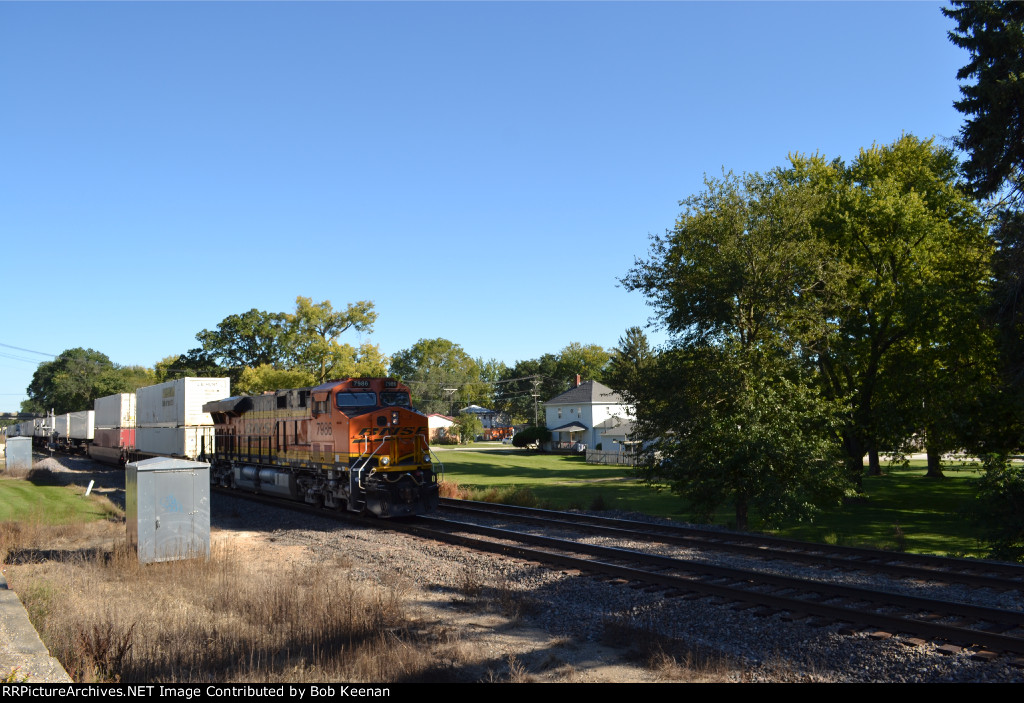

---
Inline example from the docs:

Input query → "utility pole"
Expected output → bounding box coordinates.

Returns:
[530,377,541,426]
[443,387,458,418]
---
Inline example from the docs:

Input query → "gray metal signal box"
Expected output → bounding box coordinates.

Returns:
[5,437,32,475]
[126,457,210,564]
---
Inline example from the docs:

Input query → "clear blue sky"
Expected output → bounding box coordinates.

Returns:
[1,1,969,411]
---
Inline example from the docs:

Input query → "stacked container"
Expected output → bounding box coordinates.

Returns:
[135,378,230,460]
[90,393,136,466]
[52,411,94,452]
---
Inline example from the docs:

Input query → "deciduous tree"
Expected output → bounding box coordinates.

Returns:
[285,297,377,384]
[790,136,992,481]
[389,338,488,414]
[622,169,848,528]
[22,348,150,415]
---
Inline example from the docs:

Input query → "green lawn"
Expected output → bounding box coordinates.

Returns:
[434,447,994,558]
[0,476,112,524]
[779,462,986,557]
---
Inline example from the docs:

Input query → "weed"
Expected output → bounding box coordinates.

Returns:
[823,531,843,546]
[2,667,28,683]
[601,617,734,682]
[485,655,535,683]
[505,654,535,683]
[455,568,484,600]
[70,621,135,683]
[893,523,907,552]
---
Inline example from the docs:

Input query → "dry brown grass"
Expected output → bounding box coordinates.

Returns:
[601,618,736,683]
[437,480,542,508]
[4,526,467,683]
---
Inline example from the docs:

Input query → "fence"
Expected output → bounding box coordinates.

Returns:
[585,449,636,466]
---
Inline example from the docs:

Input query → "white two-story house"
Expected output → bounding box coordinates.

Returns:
[544,379,633,451]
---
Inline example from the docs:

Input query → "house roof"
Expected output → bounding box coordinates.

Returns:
[596,417,634,437]
[594,415,633,431]
[544,380,625,406]
[549,421,588,433]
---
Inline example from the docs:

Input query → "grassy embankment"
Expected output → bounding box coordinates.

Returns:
[2,470,730,683]
[0,470,471,683]
[434,444,990,558]
[0,476,115,525]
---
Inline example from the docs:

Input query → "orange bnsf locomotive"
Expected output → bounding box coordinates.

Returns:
[202,378,438,517]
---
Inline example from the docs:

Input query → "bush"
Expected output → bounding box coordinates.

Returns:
[970,455,1024,562]
[512,426,551,449]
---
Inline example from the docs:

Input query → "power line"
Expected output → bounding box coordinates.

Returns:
[0,342,55,357]
[0,351,44,364]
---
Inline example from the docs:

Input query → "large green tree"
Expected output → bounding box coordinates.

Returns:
[22,348,152,415]
[285,297,378,384]
[789,136,992,481]
[493,343,612,424]
[389,338,489,415]
[193,309,290,370]
[179,297,379,386]
[622,169,848,528]
[604,327,654,397]
[493,354,562,424]
[554,342,611,385]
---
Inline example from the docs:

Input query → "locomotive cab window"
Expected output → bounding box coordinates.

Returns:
[336,392,377,409]
[381,391,410,408]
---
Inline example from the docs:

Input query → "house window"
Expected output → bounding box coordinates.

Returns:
[557,408,562,419]
[578,407,582,415]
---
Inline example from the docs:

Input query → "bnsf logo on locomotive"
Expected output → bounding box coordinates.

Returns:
[355,426,427,438]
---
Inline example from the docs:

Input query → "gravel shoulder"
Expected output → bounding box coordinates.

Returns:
[7,453,1024,683]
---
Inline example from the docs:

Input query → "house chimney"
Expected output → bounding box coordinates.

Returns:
[576,374,581,387]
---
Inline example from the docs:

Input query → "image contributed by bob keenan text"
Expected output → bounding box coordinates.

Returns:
[0,685,394,698]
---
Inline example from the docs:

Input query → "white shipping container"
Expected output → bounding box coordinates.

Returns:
[69,410,95,441]
[94,393,136,429]
[136,426,216,461]
[136,378,231,428]
[54,414,69,438]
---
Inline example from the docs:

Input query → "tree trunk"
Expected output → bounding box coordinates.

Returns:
[735,496,748,531]
[868,444,881,476]
[845,453,865,490]
[925,444,945,478]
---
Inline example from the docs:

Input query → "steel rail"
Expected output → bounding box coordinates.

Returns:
[439,500,1024,592]
[210,487,1024,654]
[440,498,1024,584]
[405,516,1024,654]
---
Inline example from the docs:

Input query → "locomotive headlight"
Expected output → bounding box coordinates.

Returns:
[422,455,431,463]
[391,411,399,425]
[380,457,391,467]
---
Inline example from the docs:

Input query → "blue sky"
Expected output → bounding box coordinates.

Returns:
[1,1,969,410]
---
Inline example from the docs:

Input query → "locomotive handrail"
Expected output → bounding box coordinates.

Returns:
[420,435,444,480]
[352,435,391,489]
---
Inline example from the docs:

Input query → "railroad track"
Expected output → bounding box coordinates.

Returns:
[438,498,1024,591]
[212,488,1024,658]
